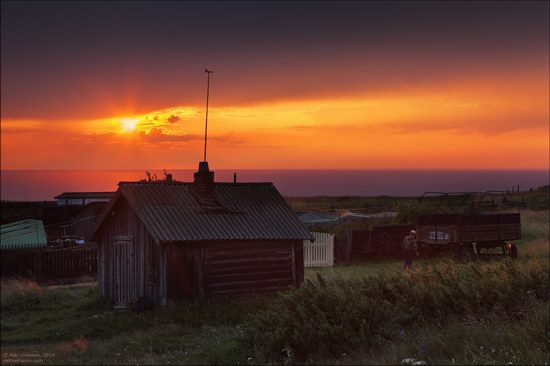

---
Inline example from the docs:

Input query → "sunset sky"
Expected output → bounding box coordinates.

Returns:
[1,1,549,170]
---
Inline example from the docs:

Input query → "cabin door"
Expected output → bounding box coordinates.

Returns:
[114,237,133,306]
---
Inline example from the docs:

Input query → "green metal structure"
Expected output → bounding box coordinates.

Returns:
[0,219,48,249]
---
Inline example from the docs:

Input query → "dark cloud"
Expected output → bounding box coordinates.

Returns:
[138,128,198,143]
[76,128,243,146]
[210,132,244,145]
[76,129,199,144]
[167,115,180,123]
[1,2,547,120]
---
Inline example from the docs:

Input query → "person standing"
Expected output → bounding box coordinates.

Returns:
[403,229,418,271]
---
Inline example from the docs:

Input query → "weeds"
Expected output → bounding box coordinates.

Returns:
[247,258,549,363]
[519,209,549,244]
[317,301,550,365]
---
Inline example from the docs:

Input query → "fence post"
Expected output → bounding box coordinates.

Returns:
[34,250,44,284]
[328,235,334,266]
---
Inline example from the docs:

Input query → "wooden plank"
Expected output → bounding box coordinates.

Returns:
[139,223,145,298]
[208,250,292,261]
[160,245,167,306]
[210,285,293,297]
[200,245,206,301]
[294,240,304,285]
[208,257,291,268]
[209,262,293,276]
[208,270,292,283]
[99,243,105,297]
[208,278,293,291]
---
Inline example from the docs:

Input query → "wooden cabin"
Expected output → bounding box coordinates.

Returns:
[90,162,313,306]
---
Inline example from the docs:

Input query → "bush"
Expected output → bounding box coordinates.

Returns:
[0,279,44,313]
[246,259,549,363]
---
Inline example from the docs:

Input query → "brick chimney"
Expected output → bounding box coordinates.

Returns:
[193,161,215,197]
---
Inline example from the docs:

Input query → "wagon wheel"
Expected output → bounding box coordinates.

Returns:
[457,243,475,261]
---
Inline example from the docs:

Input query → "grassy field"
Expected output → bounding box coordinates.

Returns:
[288,186,549,234]
[1,209,548,365]
[286,185,549,213]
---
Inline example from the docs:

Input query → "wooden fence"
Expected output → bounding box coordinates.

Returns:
[304,232,335,267]
[1,245,97,281]
[333,225,416,263]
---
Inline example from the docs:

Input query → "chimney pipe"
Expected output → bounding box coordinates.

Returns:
[193,161,215,197]
[233,172,237,183]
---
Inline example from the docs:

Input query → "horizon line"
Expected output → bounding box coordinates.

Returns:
[2,168,549,172]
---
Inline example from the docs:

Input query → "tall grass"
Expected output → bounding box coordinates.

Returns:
[246,259,549,363]
[519,209,549,243]
[516,210,549,263]
[315,301,549,365]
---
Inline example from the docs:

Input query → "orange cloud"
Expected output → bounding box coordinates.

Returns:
[1,73,548,171]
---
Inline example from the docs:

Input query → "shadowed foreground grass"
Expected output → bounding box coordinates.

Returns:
[2,259,547,365]
[1,280,266,365]
[306,301,549,365]
[1,210,548,365]
[248,258,548,364]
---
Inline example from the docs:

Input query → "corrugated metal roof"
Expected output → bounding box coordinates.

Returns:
[1,219,48,249]
[92,182,314,243]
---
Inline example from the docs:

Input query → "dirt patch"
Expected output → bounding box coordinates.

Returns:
[56,336,88,355]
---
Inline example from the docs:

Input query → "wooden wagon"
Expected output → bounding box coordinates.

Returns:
[415,213,521,258]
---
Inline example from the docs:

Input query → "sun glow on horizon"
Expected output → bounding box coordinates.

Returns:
[1,81,548,170]
[120,117,139,133]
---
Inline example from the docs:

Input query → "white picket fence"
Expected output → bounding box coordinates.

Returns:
[304,232,335,268]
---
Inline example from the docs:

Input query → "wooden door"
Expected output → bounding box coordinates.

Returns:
[114,237,133,306]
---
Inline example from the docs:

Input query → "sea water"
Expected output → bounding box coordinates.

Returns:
[1,169,548,201]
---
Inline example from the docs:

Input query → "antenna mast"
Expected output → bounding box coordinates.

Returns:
[204,69,213,162]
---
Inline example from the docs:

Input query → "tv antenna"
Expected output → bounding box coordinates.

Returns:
[203,69,213,162]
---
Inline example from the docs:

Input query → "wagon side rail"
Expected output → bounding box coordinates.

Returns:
[416,213,521,246]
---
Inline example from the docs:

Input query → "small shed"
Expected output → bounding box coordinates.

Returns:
[90,162,313,306]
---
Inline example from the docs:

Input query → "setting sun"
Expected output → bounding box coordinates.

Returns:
[120,118,138,133]
[1,2,548,173]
